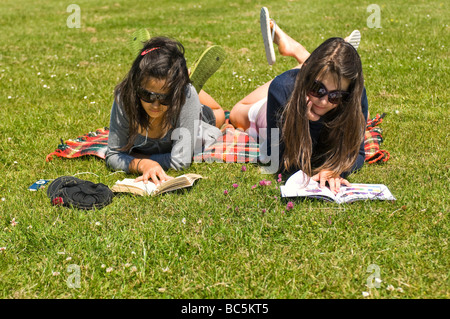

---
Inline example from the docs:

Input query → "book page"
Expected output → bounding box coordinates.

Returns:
[112,178,157,195]
[335,184,396,203]
[156,174,202,194]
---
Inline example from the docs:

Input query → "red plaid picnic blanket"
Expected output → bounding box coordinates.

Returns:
[195,112,390,163]
[46,127,109,162]
[364,113,390,163]
[193,128,259,163]
[46,114,390,164]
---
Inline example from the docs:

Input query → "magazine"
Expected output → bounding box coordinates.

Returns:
[279,170,396,203]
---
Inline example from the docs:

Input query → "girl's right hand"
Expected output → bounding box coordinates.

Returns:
[311,170,351,194]
[134,159,173,186]
[306,98,320,122]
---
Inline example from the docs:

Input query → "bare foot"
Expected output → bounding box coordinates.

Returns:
[270,21,310,64]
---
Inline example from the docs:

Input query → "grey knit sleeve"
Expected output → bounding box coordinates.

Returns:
[105,98,134,173]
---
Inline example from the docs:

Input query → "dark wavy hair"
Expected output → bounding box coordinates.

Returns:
[280,37,365,177]
[114,36,190,151]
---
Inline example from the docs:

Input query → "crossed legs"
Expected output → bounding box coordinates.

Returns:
[229,22,366,131]
[209,22,365,130]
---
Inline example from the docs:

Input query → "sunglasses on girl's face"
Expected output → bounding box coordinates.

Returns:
[309,80,350,104]
[137,87,171,105]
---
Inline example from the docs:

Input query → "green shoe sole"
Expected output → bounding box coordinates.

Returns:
[128,28,151,57]
[189,45,227,93]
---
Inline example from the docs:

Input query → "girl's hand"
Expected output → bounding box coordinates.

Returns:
[134,159,173,186]
[306,98,320,122]
[311,170,351,194]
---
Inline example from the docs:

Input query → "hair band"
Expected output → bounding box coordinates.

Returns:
[141,47,160,56]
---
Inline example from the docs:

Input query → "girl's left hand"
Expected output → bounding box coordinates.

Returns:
[312,170,351,194]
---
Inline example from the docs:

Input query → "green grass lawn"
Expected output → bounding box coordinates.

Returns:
[0,0,448,299]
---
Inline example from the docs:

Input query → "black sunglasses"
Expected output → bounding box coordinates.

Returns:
[137,87,171,105]
[309,80,350,104]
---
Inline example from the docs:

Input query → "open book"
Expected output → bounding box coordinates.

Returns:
[280,170,396,204]
[111,173,203,196]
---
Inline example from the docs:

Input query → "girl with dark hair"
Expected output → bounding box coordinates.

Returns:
[229,16,368,194]
[106,37,223,185]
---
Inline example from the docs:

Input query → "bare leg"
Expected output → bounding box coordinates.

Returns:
[229,81,272,130]
[271,20,310,66]
[198,90,225,128]
[230,23,309,130]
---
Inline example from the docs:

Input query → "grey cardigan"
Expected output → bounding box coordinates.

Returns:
[105,84,221,172]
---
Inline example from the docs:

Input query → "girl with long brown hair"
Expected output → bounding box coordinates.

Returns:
[230,11,368,194]
[106,37,223,185]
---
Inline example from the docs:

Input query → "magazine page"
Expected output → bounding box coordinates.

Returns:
[335,184,396,203]
[280,170,336,201]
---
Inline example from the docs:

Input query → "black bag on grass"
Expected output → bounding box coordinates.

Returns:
[47,176,113,210]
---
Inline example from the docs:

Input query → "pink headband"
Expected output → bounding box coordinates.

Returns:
[141,47,160,56]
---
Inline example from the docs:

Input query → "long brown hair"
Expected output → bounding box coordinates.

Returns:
[114,36,190,151]
[281,37,365,177]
